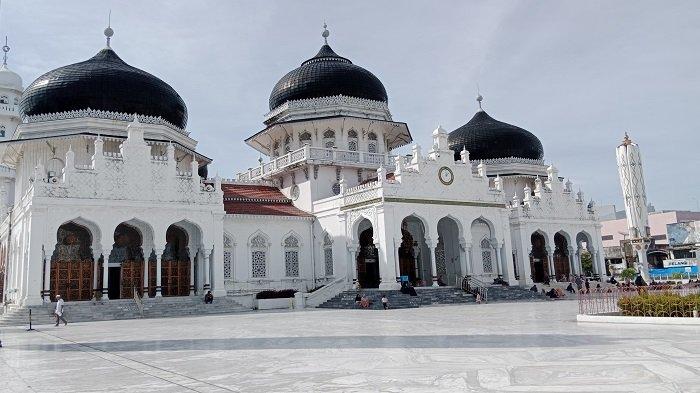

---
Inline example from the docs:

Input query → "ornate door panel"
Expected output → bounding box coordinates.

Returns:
[50,260,94,301]
[162,260,190,296]
[554,253,570,281]
[121,260,143,298]
[149,260,156,298]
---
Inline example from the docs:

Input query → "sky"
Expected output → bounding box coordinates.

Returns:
[3,1,699,211]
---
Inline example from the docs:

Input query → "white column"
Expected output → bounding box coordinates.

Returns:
[459,241,468,278]
[464,244,472,277]
[547,247,555,282]
[393,237,401,284]
[568,246,577,277]
[189,250,196,295]
[92,248,101,298]
[143,250,150,298]
[494,241,502,277]
[42,247,53,302]
[428,239,439,287]
[203,248,211,291]
[154,248,163,297]
[102,248,111,300]
[349,246,359,288]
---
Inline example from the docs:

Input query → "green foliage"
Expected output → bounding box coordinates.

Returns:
[580,251,593,275]
[671,272,684,279]
[620,267,637,280]
[255,289,297,299]
[618,293,700,317]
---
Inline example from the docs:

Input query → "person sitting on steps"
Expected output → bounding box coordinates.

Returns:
[204,290,214,304]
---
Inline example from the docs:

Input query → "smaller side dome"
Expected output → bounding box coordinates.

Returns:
[448,110,544,161]
[0,65,22,91]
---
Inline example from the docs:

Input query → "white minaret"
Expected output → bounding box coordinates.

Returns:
[616,133,651,281]
[0,37,23,141]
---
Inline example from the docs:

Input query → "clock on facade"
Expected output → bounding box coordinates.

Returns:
[438,166,454,185]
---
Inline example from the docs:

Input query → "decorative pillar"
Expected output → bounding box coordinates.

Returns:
[547,247,555,282]
[189,249,196,295]
[568,246,577,276]
[393,237,401,283]
[202,249,211,291]
[42,248,53,302]
[427,239,439,287]
[92,247,101,298]
[492,239,502,278]
[143,249,150,298]
[154,248,163,297]
[102,248,111,300]
[348,245,359,288]
[464,244,472,277]
[459,241,468,278]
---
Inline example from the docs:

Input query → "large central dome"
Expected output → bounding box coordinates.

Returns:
[20,47,188,129]
[268,42,388,111]
[448,108,544,161]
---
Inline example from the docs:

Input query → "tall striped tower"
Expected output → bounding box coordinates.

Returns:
[616,133,651,281]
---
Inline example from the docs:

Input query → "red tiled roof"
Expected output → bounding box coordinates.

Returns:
[222,184,311,217]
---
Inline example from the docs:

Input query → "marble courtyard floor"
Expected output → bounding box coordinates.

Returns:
[1,300,699,392]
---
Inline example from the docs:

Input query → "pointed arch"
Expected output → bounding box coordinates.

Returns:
[249,230,270,278]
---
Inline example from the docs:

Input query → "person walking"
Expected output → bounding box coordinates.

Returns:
[381,294,389,310]
[54,295,68,327]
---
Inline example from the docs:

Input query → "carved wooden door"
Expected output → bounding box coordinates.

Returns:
[120,260,143,298]
[50,259,94,301]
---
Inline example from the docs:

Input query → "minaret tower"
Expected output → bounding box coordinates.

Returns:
[0,37,23,141]
[616,133,651,281]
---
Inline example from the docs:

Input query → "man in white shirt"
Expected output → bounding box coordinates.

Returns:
[54,295,68,327]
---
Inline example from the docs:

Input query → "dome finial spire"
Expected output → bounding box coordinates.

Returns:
[2,36,10,67]
[476,84,484,111]
[322,22,330,45]
[104,10,114,48]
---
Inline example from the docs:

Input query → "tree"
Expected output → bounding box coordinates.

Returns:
[580,251,593,276]
[620,267,637,281]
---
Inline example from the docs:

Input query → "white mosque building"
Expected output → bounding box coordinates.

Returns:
[0,25,607,308]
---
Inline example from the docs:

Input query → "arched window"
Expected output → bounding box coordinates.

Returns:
[272,141,280,158]
[367,132,378,153]
[347,130,358,152]
[284,135,292,153]
[223,235,233,280]
[250,234,267,278]
[299,132,311,147]
[323,233,333,276]
[283,235,299,277]
[481,238,493,273]
[323,129,336,148]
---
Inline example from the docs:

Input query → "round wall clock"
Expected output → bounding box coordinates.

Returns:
[438,166,454,185]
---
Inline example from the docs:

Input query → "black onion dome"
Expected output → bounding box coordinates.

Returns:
[448,110,544,161]
[268,44,388,110]
[20,48,187,129]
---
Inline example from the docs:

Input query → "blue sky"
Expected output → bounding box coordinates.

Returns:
[4,1,699,210]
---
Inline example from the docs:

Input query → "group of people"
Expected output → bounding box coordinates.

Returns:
[354,293,390,309]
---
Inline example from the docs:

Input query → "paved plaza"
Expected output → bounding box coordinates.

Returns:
[1,300,699,392]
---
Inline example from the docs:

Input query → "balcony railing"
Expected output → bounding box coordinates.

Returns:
[237,146,396,181]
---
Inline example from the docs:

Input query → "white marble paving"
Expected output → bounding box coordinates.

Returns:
[1,301,699,392]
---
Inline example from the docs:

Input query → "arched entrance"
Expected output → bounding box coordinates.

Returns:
[159,225,191,296]
[50,222,94,301]
[356,219,380,288]
[530,232,548,283]
[437,216,461,286]
[553,232,570,281]
[107,224,144,299]
[576,232,594,276]
[399,216,430,286]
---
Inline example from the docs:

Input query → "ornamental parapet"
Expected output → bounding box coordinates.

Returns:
[31,117,222,206]
[264,95,392,124]
[236,145,396,181]
[24,108,189,136]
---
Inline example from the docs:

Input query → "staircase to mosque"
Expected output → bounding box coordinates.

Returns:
[0,296,250,327]
[317,285,548,310]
